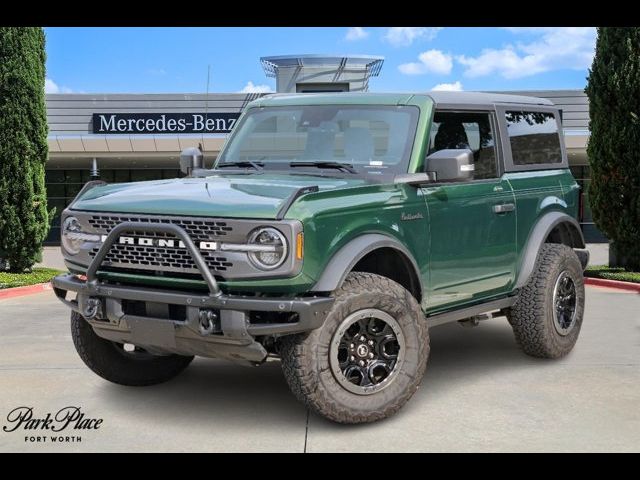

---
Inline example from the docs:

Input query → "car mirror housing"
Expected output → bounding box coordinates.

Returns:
[425,149,475,182]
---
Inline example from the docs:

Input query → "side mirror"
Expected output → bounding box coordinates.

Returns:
[179,147,204,176]
[425,149,474,182]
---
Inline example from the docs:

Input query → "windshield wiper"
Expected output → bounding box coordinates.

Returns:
[216,161,264,171]
[289,161,357,174]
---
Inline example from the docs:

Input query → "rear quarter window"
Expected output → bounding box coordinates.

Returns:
[505,111,562,165]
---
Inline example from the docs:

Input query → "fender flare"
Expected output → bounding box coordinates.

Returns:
[515,211,586,288]
[310,234,423,294]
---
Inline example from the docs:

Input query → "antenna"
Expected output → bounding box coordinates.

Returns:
[202,64,211,166]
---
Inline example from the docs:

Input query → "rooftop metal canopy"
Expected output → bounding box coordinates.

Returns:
[260,54,385,79]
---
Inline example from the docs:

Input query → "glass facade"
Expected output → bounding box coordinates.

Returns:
[45,168,180,245]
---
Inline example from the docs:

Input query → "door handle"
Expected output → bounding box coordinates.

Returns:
[493,203,516,214]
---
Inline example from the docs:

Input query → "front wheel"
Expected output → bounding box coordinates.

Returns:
[280,272,429,424]
[71,311,194,386]
[507,243,585,359]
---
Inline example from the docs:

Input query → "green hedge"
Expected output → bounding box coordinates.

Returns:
[585,265,640,284]
[0,267,63,289]
[585,28,640,271]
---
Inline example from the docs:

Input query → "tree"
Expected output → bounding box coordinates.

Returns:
[0,27,50,272]
[585,27,640,270]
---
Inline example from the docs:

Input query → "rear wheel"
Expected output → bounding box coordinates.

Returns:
[280,272,429,424]
[71,311,194,386]
[507,243,585,359]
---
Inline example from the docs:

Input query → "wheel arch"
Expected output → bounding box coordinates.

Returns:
[310,234,423,302]
[515,211,586,289]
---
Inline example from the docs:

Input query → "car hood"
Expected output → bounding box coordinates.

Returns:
[70,173,367,219]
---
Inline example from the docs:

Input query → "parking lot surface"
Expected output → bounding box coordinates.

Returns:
[1,287,638,452]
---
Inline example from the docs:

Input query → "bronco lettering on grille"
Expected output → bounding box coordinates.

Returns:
[99,235,218,251]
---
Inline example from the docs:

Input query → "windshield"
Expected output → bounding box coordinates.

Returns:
[216,105,419,177]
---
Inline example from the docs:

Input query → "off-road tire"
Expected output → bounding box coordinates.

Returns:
[71,311,194,386]
[507,243,585,359]
[280,272,429,424]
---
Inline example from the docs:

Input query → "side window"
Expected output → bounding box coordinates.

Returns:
[429,111,498,180]
[505,111,562,165]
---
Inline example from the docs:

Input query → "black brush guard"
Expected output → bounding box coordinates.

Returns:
[51,222,333,364]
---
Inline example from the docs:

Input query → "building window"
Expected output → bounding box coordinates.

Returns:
[569,164,608,243]
[296,83,349,93]
[44,168,180,245]
[505,111,562,165]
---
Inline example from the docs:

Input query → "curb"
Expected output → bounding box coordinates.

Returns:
[585,277,640,293]
[0,282,52,300]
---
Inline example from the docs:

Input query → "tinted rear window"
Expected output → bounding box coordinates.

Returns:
[505,111,562,165]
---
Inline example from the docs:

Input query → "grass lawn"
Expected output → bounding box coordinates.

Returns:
[0,268,64,289]
[585,265,640,284]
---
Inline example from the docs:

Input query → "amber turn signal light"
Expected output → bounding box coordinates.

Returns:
[296,232,304,260]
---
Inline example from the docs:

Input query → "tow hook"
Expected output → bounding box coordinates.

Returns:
[83,298,102,320]
[199,310,219,335]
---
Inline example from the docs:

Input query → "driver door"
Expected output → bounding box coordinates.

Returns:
[423,110,517,311]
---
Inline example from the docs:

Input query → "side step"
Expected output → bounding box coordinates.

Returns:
[425,296,516,328]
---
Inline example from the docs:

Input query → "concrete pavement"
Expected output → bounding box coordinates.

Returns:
[35,247,67,271]
[1,287,638,452]
[585,243,609,266]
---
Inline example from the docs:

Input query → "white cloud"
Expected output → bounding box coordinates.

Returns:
[345,27,369,41]
[384,27,443,47]
[457,27,596,79]
[44,79,58,93]
[45,78,73,94]
[398,49,453,75]
[239,81,274,94]
[432,81,463,91]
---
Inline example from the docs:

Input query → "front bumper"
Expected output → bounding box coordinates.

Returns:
[52,220,333,364]
[52,274,333,364]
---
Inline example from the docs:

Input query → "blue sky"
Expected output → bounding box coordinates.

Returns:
[44,27,596,94]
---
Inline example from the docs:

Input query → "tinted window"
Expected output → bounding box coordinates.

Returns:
[429,111,497,180]
[505,111,562,165]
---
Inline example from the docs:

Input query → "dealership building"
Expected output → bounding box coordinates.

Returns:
[44,54,598,244]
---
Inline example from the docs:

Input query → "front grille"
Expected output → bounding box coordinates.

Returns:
[90,243,232,273]
[87,214,233,240]
[87,214,235,275]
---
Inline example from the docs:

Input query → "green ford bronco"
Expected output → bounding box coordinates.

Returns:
[52,92,588,424]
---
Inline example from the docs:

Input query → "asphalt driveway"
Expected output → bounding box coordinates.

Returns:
[1,286,638,452]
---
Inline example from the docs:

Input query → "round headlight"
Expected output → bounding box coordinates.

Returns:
[248,227,287,270]
[61,216,83,255]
